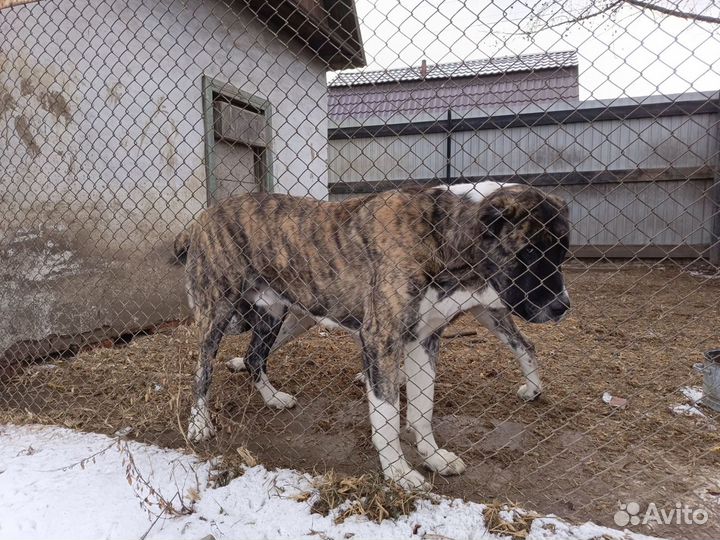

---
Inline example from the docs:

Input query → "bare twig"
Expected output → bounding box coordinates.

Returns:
[623,0,720,24]
[118,439,195,518]
[39,440,118,472]
[138,492,180,540]
[443,330,477,339]
[525,0,623,32]
[175,379,193,450]
[525,0,719,34]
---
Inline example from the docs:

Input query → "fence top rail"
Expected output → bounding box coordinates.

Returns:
[327,166,715,194]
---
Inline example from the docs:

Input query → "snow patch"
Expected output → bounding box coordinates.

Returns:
[681,386,703,403]
[0,424,665,540]
[670,386,707,417]
[670,404,706,417]
[670,386,705,418]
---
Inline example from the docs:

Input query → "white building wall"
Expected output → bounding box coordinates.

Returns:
[0,0,331,354]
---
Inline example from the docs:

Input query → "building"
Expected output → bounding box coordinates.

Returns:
[0,0,364,359]
[327,51,719,262]
[329,50,579,123]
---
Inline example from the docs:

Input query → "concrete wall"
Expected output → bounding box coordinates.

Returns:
[0,0,330,357]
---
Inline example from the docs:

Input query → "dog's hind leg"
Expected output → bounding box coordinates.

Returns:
[472,307,542,401]
[188,297,236,442]
[227,308,316,373]
[243,304,297,409]
[405,335,466,476]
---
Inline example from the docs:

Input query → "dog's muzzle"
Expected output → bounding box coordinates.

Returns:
[546,291,571,322]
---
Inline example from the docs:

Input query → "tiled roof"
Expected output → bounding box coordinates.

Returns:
[329,50,578,87]
[328,68,579,121]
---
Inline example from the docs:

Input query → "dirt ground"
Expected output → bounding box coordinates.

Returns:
[2,262,720,539]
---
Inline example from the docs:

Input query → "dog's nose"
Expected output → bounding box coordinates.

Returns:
[548,295,570,320]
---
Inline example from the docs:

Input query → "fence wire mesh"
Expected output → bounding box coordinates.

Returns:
[1,0,720,537]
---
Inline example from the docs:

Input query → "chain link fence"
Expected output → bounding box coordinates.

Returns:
[1,0,720,538]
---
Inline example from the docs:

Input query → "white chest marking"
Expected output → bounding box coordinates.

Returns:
[415,286,503,340]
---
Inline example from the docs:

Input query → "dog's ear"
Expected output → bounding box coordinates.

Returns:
[481,203,506,240]
[482,197,524,240]
[552,195,571,222]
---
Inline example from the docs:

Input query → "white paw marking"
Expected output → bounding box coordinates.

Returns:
[517,383,542,401]
[265,391,297,409]
[227,357,248,372]
[187,415,216,442]
[423,449,466,476]
[384,465,431,491]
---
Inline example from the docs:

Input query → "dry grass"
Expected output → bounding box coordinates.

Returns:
[1,263,720,538]
[483,503,540,539]
[303,471,428,523]
[207,446,260,488]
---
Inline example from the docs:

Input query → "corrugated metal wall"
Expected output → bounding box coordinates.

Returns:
[328,92,720,259]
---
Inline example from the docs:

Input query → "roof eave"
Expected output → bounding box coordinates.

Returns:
[329,51,578,87]
[332,0,366,68]
[330,63,579,89]
[240,0,365,70]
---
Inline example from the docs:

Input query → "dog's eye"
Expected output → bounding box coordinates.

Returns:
[524,246,537,256]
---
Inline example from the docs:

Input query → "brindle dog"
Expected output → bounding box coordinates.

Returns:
[176,183,570,489]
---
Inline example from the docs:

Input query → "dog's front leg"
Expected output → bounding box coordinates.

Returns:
[472,307,542,401]
[361,267,435,490]
[405,335,466,476]
[364,378,430,491]
[361,304,429,489]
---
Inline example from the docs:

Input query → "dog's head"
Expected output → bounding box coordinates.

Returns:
[483,186,571,323]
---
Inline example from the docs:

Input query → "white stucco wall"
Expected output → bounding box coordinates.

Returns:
[0,0,331,355]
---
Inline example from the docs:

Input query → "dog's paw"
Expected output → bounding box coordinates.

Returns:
[226,357,248,372]
[187,406,216,442]
[517,383,542,401]
[187,418,216,442]
[265,391,297,409]
[423,449,466,476]
[385,466,431,491]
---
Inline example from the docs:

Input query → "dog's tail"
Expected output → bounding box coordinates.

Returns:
[172,227,192,265]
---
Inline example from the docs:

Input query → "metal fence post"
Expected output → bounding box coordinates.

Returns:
[711,96,720,266]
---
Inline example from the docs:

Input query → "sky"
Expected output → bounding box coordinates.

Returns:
[341,0,720,100]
